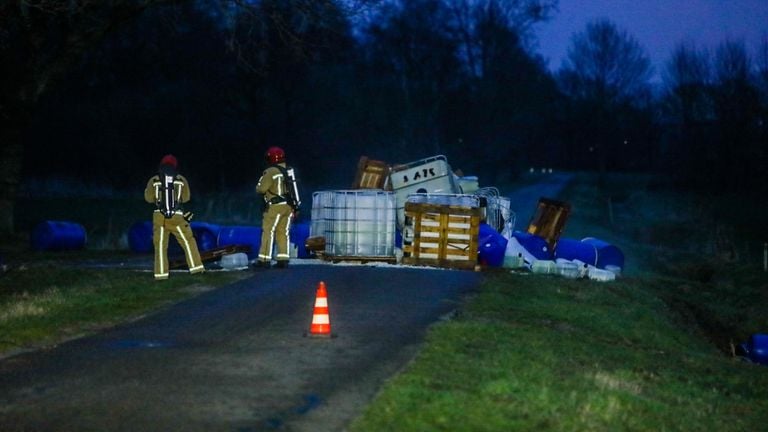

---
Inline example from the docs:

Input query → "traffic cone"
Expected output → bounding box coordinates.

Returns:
[307,281,332,337]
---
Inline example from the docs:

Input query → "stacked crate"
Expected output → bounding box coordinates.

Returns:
[402,197,481,270]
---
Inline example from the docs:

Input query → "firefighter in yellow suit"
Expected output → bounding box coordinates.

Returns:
[255,146,298,269]
[144,154,205,280]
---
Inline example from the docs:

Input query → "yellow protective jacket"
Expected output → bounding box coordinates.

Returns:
[144,174,191,216]
[256,163,289,205]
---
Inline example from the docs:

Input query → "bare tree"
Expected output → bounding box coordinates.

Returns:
[444,0,557,79]
[361,0,462,156]
[557,19,652,106]
[664,42,712,124]
[661,42,714,187]
[556,19,653,174]
[711,39,762,191]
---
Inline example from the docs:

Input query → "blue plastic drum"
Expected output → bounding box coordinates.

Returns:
[554,238,598,266]
[581,237,625,269]
[511,231,552,260]
[750,334,768,365]
[128,221,154,253]
[190,222,221,252]
[218,225,262,259]
[31,221,87,251]
[479,223,507,267]
[129,221,221,254]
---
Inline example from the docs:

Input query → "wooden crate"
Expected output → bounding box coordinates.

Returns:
[526,197,571,249]
[402,202,480,270]
[351,156,391,190]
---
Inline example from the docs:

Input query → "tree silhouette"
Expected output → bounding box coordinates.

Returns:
[0,0,379,233]
[558,19,652,106]
[662,42,713,188]
[556,19,653,174]
[711,40,762,192]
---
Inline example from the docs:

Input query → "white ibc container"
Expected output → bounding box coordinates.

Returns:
[310,190,396,257]
[390,155,460,227]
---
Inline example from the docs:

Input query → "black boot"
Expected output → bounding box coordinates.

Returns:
[251,260,271,271]
[275,260,289,269]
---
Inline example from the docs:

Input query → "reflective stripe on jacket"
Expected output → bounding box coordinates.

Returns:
[256,164,287,204]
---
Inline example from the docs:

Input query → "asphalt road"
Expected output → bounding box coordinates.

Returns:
[0,264,480,432]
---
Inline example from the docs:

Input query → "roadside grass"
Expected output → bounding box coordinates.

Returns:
[0,262,247,356]
[350,172,768,431]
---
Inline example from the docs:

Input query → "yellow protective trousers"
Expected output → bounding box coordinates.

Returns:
[152,211,204,280]
[258,202,293,263]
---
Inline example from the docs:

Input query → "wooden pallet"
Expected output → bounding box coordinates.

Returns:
[351,156,391,190]
[526,197,571,249]
[170,244,251,269]
[305,235,326,252]
[402,201,480,270]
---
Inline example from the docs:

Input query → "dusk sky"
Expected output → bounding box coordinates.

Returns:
[535,0,768,81]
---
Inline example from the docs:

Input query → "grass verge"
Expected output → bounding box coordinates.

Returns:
[0,257,247,356]
[350,173,768,431]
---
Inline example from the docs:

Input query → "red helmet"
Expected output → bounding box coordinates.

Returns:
[159,154,177,169]
[265,146,286,164]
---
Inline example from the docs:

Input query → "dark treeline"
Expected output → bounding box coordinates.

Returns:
[6,1,768,201]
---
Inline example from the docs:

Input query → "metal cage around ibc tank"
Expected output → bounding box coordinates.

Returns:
[310,190,397,259]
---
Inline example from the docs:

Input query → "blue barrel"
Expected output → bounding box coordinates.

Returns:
[478,223,507,267]
[581,237,624,269]
[218,225,262,259]
[290,222,311,258]
[554,238,598,266]
[129,221,221,254]
[749,334,768,365]
[191,222,221,252]
[31,221,87,251]
[128,221,154,253]
[510,231,552,260]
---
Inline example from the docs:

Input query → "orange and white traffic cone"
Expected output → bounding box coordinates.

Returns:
[307,281,333,338]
